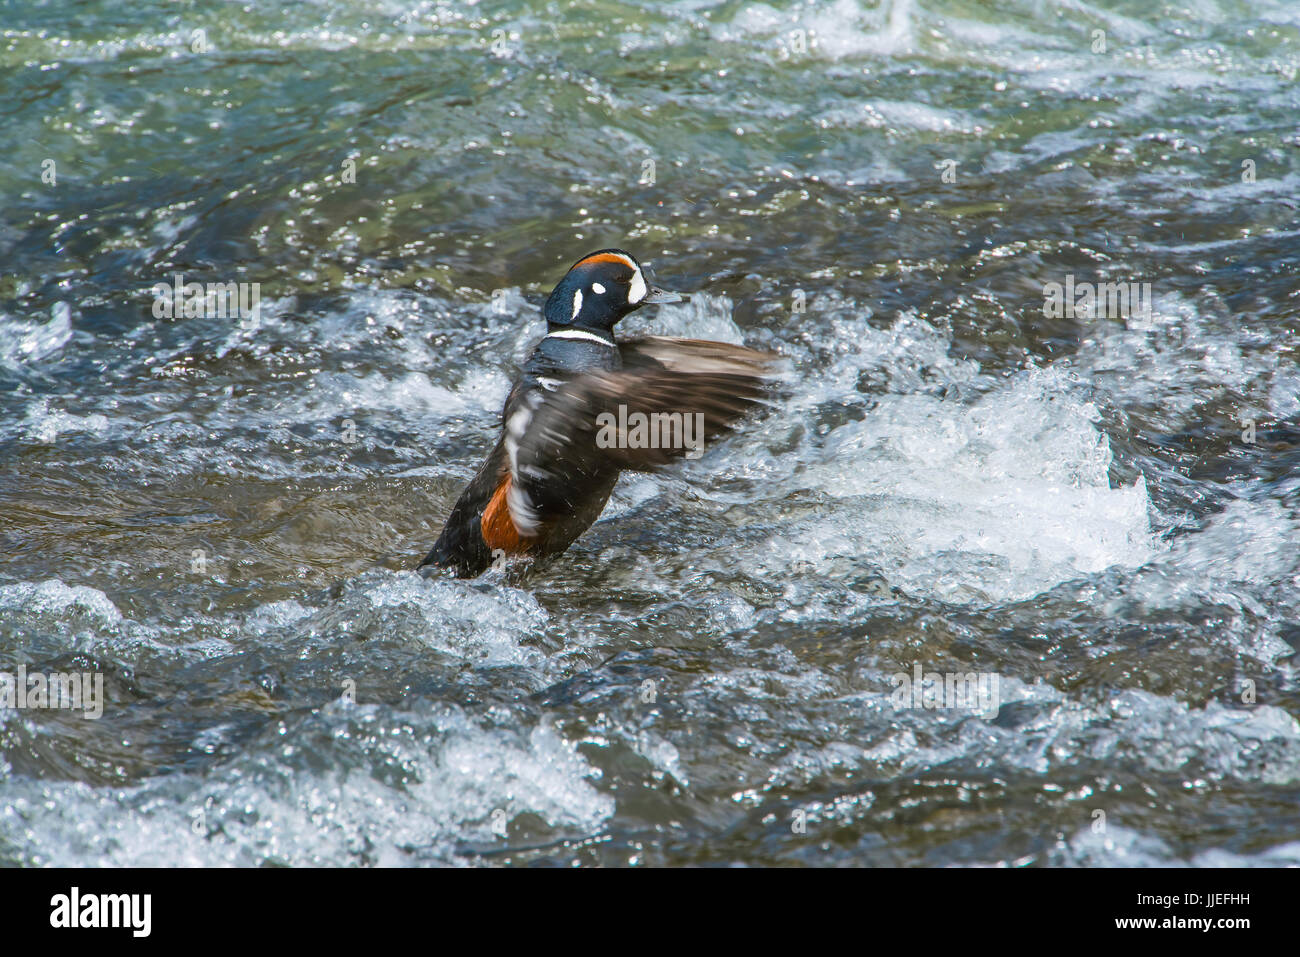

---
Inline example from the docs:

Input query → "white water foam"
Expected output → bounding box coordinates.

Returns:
[0,304,72,366]
[750,310,1155,602]
[0,578,125,627]
[20,397,111,444]
[2,706,612,867]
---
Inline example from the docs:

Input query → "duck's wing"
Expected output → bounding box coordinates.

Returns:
[617,335,781,376]
[502,338,781,536]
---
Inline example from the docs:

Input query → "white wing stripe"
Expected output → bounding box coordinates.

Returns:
[506,481,541,535]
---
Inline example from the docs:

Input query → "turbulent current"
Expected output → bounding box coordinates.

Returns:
[1,0,1298,866]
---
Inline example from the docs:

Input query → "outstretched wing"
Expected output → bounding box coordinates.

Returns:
[503,337,781,536]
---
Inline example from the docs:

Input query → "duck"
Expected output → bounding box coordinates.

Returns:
[419,248,778,577]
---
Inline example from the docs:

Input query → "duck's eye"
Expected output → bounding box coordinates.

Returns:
[591,282,606,294]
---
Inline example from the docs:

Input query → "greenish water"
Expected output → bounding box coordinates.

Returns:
[1,0,1299,865]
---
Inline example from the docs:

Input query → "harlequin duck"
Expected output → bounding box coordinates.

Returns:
[419,248,778,577]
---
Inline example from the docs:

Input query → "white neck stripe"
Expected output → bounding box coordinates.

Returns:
[545,329,615,346]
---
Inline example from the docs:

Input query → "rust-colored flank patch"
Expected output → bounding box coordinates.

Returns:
[481,476,530,552]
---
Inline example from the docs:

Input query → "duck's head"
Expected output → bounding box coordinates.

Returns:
[543,248,684,333]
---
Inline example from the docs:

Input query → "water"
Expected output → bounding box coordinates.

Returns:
[1,0,1298,866]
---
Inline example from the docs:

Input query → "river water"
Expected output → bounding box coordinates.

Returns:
[1,0,1298,865]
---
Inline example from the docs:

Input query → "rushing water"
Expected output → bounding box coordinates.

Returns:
[1,0,1298,866]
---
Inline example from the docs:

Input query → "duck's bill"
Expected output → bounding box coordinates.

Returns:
[642,285,688,305]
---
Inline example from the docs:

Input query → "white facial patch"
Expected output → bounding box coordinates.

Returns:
[627,265,647,304]
[570,289,583,321]
[592,282,605,294]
